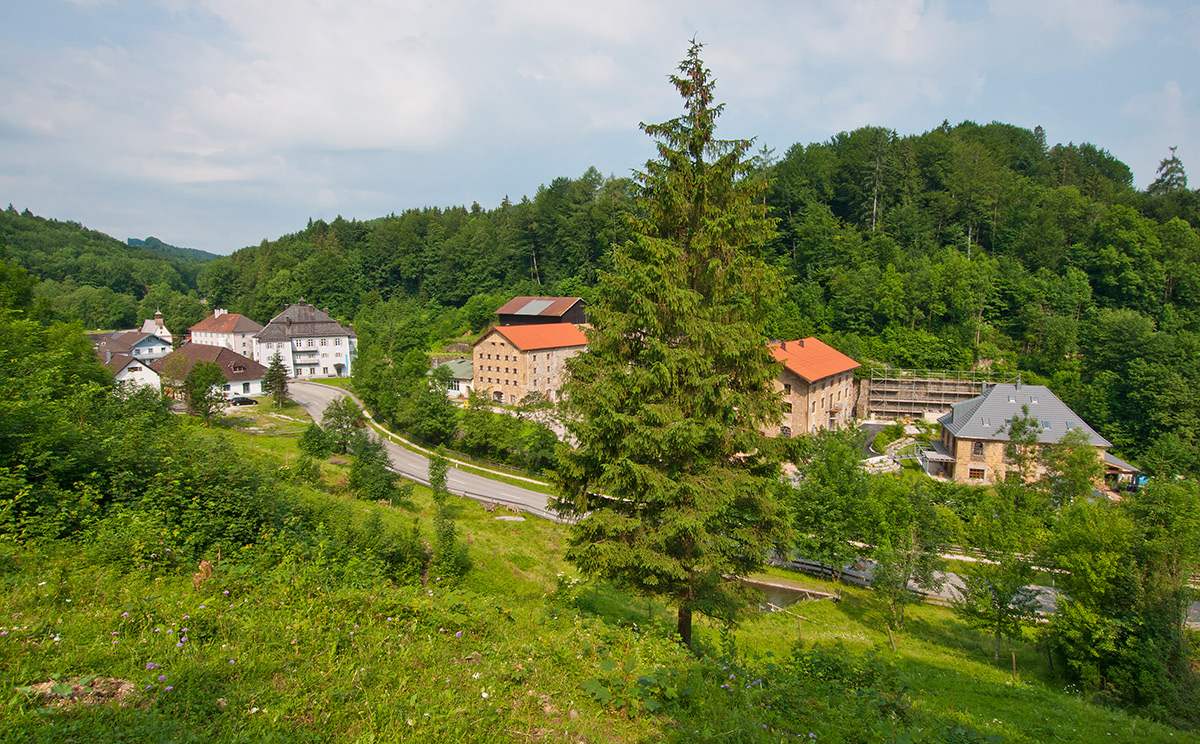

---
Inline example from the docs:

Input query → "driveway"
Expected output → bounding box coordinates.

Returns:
[288,381,563,521]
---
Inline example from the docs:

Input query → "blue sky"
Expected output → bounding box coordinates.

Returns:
[1,0,1197,255]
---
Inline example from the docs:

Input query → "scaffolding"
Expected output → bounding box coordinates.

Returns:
[861,368,1019,420]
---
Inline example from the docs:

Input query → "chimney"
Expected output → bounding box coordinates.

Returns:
[798,338,805,347]
[781,340,787,350]
[105,350,111,363]
[1015,374,1022,391]
[214,308,227,318]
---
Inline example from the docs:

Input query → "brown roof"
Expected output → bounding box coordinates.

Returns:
[190,312,264,335]
[494,297,585,318]
[484,323,588,351]
[769,338,860,383]
[256,301,355,341]
[150,344,268,383]
[102,353,150,374]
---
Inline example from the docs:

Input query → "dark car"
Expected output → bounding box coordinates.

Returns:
[227,396,257,407]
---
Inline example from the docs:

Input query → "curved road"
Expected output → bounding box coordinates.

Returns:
[288,382,563,521]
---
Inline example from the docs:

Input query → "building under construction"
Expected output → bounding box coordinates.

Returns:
[856,368,1018,421]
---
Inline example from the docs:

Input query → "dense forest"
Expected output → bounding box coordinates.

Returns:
[3,120,1200,476]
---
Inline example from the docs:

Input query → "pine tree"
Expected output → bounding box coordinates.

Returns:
[553,40,786,647]
[1147,146,1188,196]
[263,352,289,407]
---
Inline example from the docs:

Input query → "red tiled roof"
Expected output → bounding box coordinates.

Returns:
[486,323,588,351]
[769,338,859,383]
[494,297,585,318]
[189,313,264,335]
[149,344,268,382]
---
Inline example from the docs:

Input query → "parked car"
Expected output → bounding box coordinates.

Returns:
[227,396,256,406]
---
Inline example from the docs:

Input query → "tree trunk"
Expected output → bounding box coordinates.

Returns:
[677,605,693,647]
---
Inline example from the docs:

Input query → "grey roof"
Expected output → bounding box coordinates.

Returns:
[256,300,355,342]
[938,383,1111,448]
[1104,451,1140,473]
[440,358,473,380]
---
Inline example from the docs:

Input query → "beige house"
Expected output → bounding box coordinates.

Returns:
[765,338,860,438]
[188,309,263,359]
[934,382,1121,485]
[472,323,588,405]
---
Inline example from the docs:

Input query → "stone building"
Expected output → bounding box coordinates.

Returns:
[935,382,1114,485]
[472,323,588,405]
[765,338,860,438]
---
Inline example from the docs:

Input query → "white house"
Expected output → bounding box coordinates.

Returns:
[103,353,162,391]
[139,309,173,345]
[90,330,173,363]
[255,300,356,379]
[150,344,269,398]
[188,309,263,359]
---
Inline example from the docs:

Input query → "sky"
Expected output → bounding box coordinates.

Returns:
[1,0,1198,256]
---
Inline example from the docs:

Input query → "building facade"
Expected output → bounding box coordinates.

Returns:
[189,309,264,359]
[103,353,162,391]
[150,344,268,398]
[936,382,1110,485]
[472,323,588,404]
[764,338,860,438]
[255,301,356,378]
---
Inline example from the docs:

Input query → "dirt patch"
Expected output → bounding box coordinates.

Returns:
[17,676,140,709]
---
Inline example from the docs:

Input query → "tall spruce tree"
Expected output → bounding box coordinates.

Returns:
[263,352,289,407]
[553,40,786,647]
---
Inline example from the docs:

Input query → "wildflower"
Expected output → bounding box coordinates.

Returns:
[112,639,119,644]
[199,606,205,609]
[0,631,7,636]
[223,590,229,595]
[164,686,174,691]
[145,663,159,670]
[455,631,462,638]
[38,582,46,586]
[166,629,174,634]
[229,660,236,664]
[111,631,119,635]
[121,612,130,617]
[158,675,166,682]
[176,642,184,648]
[183,615,190,620]
[481,691,489,699]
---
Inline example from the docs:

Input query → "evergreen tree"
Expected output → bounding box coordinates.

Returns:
[263,352,289,407]
[553,40,786,647]
[1147,146,1188,196]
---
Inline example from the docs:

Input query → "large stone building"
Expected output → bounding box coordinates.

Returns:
[765,338,860,438]
[472,323,588,404]
[189,309,264,359]
[934,382,1127,485]
[255,301,356,379]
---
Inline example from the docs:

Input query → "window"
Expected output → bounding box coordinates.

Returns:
[783,402,792,413]
[450,380,460,391]
[320,339,327,346]
[1042,420,1052,429]
[334,338,342,346]
[242,382,250,394]
[783,383,791,393]
[968,468,986,480]
[780,426,792,438]
[306,339,315,347]
[322,367,328,375]
[128,366,140,372]
[222,383,231,391]
[972,441,984,457]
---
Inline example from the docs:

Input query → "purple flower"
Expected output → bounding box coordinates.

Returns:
[121,612,130,617]
[222,590,229,595]
[455,631,462,638]
[158,675,166,681]
[176,642,184,648]
[199,606,205,609]
[146,663,159,670]
[166,629,174,634]
[182,615,190,620]
[164,686,174,691]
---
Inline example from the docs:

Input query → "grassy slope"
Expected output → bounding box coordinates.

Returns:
[1,404,1197,743]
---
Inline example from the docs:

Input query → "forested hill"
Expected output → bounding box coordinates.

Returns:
[127,236,220,265]
[4,120,1200,474]
[0,207,212,333]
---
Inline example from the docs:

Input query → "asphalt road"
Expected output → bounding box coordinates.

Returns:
[288,382,563,521]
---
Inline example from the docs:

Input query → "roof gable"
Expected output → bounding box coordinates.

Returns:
[494,296,585,318]
[482,323,588,351]
[768,338,860,383]
[938,383,1111,448]
[257,301,355,341]
[150,344,268,383]
[190,312,264,335]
